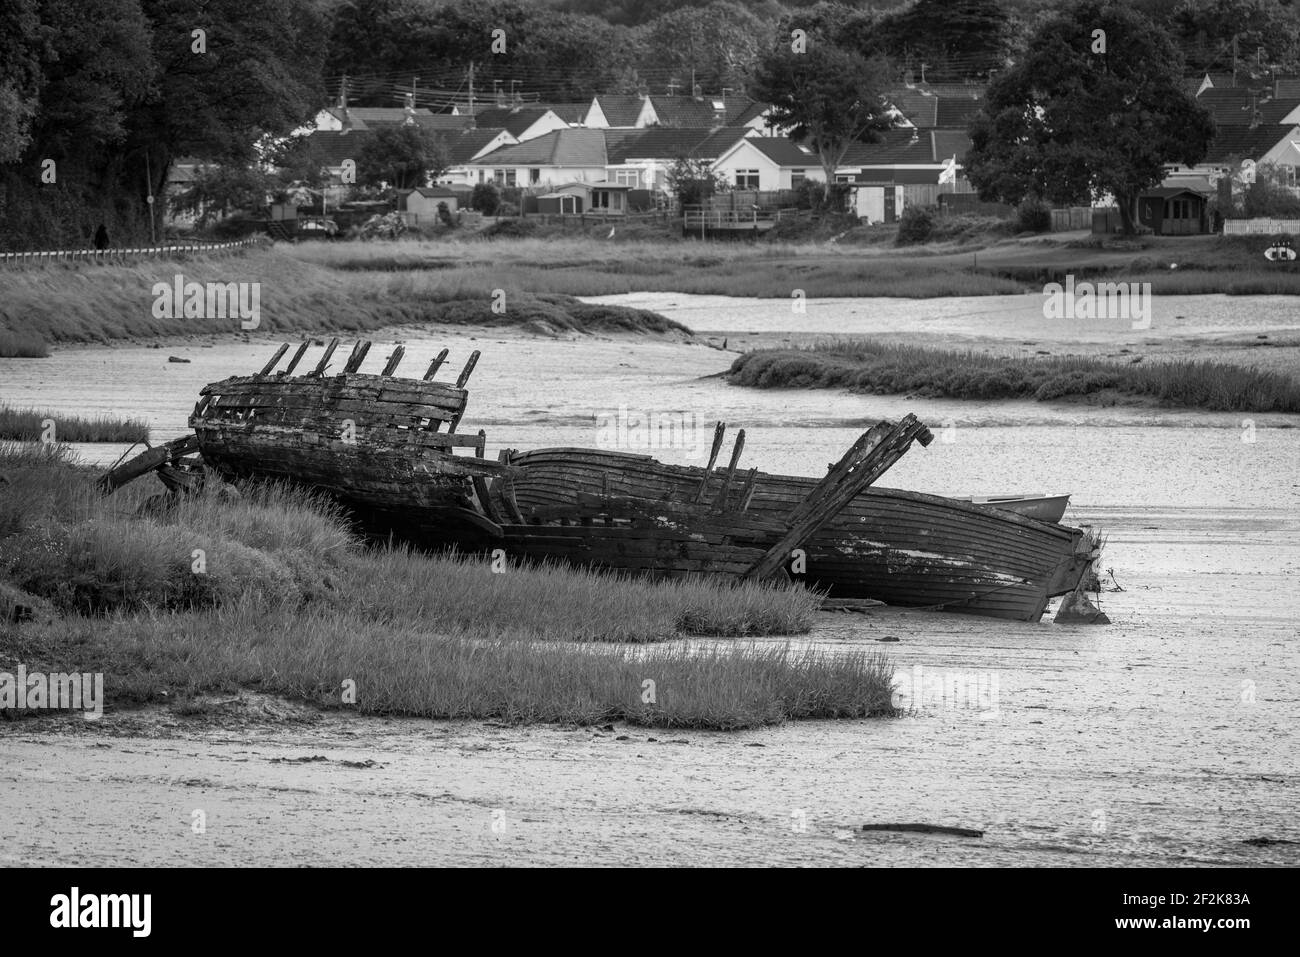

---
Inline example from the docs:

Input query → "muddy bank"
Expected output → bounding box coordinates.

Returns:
[2,505,1296,867]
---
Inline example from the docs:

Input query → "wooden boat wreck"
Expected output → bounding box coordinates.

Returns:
[486,416,935,582]
[490,429,1092,622]
[181,338,510,540]
[98,341,1090,622]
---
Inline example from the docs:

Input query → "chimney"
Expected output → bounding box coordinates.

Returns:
[692,84,703,101]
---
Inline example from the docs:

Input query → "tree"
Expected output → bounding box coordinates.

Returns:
[750,37,894,200]
[357,124,450,190]
[0,0,42,163]
[876,0,1014,82]
[637,2,765,93]
[666,155,726,208]
[964,1,1215,234]
[470,182,501,215]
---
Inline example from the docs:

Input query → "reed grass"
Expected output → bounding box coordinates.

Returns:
[0,248,690,345]
[0,404,150,442]
[0,446,880,728]
[728,339,1300,413]
[0,330,48,357]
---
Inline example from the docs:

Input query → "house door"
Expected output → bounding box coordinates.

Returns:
[884,189,897,223]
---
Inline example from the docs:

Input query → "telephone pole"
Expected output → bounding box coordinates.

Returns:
[467,61,475,118]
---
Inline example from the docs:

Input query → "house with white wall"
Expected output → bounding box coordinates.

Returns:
[711,137,824,191]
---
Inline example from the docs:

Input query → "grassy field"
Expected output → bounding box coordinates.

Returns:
[0,405,149,442]
[728,339,1300,413]
[0,444,894,728]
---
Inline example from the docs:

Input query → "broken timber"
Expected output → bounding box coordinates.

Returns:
[743,414,933,581]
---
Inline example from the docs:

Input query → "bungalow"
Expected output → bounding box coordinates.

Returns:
[711,137,823,191]
[466,129,608,187]
[605,126,755,191]
[1166,123,1300,189]
[470,107,569,142]
[837,128,973,187]
[436,128,519,187]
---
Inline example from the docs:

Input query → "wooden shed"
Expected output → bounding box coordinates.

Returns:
[1136,188,1209,235]
[396,187,459,221]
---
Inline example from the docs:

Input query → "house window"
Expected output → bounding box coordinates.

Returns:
[791,169,807,186]
[834,174,853,183]
[529,168,540,184]
[1286,166,1297,188]
[493,169,505,184]
[505,170,517,188]
[735,169,760,189]
[614,168,640,186]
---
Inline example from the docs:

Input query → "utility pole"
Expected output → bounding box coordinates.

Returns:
[467,61,475,118]
[144,152,156,244]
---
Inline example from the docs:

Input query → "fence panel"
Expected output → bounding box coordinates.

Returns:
[1222,218,1300,235]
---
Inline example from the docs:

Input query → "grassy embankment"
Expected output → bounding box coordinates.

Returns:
[0,444,894,729]
[729,340,1300,413]
[0,245,694,356]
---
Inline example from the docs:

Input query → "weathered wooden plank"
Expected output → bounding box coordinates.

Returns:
[380,345,406,376]
[258,343,290,376]
[694,422,726,503]
[744,415,932,581]
[715,428,745,510]
[282,341,311,375]
[342,340,372,374]
[455,350,481,389]
[311,338,341,376]
[424,348,450,381]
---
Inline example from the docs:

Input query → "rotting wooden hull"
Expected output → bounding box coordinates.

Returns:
[189,346,509,536]
[495,448,1089,621]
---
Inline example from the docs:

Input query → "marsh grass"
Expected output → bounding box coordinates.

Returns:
[0,446,877,728]
[0,404,150,442]
[729,339,1300,413]
[0,330,48,357]
[0,248,689,345]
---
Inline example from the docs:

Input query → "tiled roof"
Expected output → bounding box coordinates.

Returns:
[736,137,818,166]
[322,107,471,133]
[839,128,972,166]
[1276,77,1300,98]
[604,127,750,163]
[533,102,591,124]
[935,97,983,127]
[468,129,607,167]
[471,107,557,137]
[1198,87,1255,124]
[303,130,374,166]
[648,95,766,128]
[444,128,512,164]
[1201,124,1295,163]
[404,186,457,197]
[888,90,937,127]
[594,95,650,126]
[931,129,972,163]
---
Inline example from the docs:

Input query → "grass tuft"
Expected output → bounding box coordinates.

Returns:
[0,405,150,442]
[728,339,1300,413]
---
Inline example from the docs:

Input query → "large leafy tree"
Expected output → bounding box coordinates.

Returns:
[357,124,450,189]
[964,0,1215,234]
[750,35,894,200]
